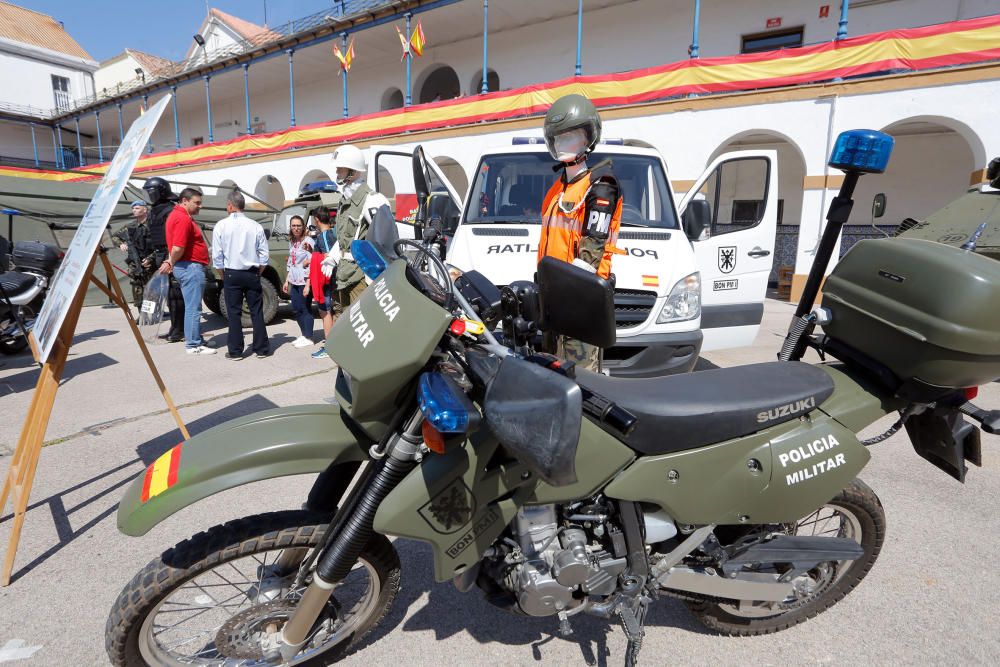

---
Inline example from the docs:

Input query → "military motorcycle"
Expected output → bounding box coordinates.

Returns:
[106,130,1000,666]
[0,238,62,354]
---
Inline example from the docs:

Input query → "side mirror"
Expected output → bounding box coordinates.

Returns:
[536,256,616,349]
[871,193,887,219]
[682,199,711,240]
[412,145,431,235]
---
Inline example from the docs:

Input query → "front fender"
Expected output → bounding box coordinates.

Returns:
[118,404,368,536]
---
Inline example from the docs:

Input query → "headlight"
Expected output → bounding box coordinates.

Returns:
[656,272,701,323]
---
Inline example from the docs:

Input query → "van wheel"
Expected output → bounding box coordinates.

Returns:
[219,277,279,326]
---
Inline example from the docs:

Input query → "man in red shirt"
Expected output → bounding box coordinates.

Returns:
[158,187,215,354]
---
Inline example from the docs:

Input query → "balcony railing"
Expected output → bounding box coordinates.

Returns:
[58,0,401,117]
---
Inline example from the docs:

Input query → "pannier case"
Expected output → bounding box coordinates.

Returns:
[11,240,61,275]
[822,237,1000,390]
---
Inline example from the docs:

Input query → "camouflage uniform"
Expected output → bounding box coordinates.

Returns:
[111,220,155,308]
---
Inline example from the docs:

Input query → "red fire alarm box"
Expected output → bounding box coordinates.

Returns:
[766,17,782,29]
[820,5,830,18]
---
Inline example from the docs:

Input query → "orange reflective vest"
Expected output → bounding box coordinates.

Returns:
[538,168,623,279]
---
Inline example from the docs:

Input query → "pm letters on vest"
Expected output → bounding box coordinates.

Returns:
[587,209,612,236]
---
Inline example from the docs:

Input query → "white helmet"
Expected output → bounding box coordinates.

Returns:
[331,145,366,174]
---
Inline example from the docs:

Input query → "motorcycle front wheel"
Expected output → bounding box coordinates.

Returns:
[106,510,400,666]
[683,478,885,636]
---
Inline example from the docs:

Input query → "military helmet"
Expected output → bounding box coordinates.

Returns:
[543,93,602,163]
[142,176,173,204]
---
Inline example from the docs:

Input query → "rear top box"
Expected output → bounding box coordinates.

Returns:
[823,237,1000,391]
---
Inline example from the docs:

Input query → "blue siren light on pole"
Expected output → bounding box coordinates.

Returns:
[350,240,388,280]
[828,129,894,174]
[418,372,478,434]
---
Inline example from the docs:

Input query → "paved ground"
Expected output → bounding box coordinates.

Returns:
[0,300,998,666]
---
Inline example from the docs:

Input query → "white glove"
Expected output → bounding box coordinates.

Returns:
[572,257,597,273]
[320,244,342,278]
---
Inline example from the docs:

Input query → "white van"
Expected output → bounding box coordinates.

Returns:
[369,141,779,377]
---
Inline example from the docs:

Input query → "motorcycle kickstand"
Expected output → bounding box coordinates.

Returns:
[618,594,650,667]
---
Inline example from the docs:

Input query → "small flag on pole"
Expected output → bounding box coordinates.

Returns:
[395,25,409,61]
[333,38,355,73]
[409,20,426,57]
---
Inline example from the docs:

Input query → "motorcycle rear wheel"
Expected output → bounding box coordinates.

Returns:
[684,478,885,636]
[0,296,43,354]
[106,510,400,666]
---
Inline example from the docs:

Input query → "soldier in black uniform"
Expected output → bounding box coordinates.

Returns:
[144,177,184,342]
[111,200,155,309]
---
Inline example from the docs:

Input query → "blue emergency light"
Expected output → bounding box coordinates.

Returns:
[350,240,387,281]
[418,372,478,433]
[828,129,894,174]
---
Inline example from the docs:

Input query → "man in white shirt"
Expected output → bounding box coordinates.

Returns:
[212,190,270,359]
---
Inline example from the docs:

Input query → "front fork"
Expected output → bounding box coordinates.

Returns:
[277,410,424,658]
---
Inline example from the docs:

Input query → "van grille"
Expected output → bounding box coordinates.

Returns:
[615,288,657,329]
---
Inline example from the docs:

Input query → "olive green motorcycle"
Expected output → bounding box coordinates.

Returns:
[106,131,1000,666]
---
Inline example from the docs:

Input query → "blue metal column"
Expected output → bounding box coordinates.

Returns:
[171,85,181,148]
[117,102,124,142]
[404,13,412,106]
[95,111,104,162]
[837,0,850,40]
[574,0,583,75]
[75,117,85,166]
[242,64,253,133]
[143,93,153,152]
[29,123,39,167]
[287,48,296,127]
[481,0,489,93]
[50,125,59,169]
[55,124,64,169]
[204,74,214,143]
[690,0,701,58]
[341,33,349,118]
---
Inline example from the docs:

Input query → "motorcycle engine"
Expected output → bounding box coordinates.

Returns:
[480,502,632,617]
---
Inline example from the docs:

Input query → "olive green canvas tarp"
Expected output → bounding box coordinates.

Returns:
[0,174,275,306]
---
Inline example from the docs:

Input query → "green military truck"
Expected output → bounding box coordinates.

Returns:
[896,158,1000,261]
[202,181,340,326]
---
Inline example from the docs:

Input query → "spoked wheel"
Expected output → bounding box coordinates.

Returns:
[106,511,400,666]
[685,479,885,636]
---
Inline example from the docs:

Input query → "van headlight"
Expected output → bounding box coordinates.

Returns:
[656,272,701,323]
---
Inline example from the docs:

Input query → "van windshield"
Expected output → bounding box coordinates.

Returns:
[464,152,679,229]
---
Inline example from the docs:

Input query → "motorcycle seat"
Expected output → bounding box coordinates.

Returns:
[575,362,836,455]
[0,271,37,297]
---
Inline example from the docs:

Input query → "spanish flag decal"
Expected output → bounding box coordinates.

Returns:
[642,275,660,287]
[141,444,182,503]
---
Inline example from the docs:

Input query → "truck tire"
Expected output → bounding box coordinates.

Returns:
[219,276,279,326]
[202,279,222,316]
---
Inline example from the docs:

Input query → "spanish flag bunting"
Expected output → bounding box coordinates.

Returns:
[395,25,409,61]
[410,20,427,57]
[141,443,183,503]
[333,38,355,73]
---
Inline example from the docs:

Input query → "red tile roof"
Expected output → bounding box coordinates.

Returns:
[127,49,174,76]
[0,1,93,60]
[210,7,280,44]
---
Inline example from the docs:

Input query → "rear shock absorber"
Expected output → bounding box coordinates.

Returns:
[278,411,424,657]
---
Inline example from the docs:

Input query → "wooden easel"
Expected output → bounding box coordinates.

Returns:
[0,248,189,586]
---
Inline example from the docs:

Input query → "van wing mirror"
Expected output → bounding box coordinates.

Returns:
[682,199,711,240]
[536,256,616,349]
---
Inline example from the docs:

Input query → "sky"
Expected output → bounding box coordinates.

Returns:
[22,0,340,62]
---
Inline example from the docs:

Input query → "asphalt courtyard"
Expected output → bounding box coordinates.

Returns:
[0,299,998,666]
